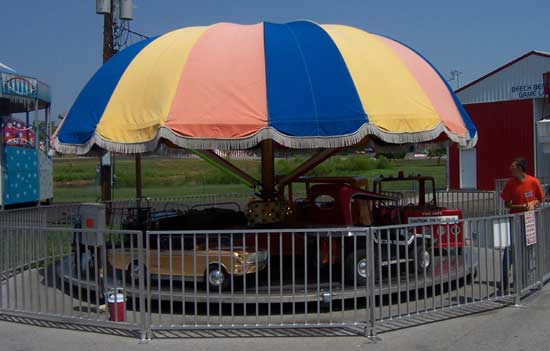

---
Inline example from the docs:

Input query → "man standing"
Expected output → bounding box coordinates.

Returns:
[501,158,544,213]
[499,157,544,292]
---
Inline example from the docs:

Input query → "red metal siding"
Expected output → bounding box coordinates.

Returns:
[449,100,534,190]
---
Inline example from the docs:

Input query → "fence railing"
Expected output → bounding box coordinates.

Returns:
[2,204,550,340]
[105,192,254,230]
[381,189,496,218]
[0,187,509,232]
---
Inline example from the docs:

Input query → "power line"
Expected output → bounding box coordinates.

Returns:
[127,28,149,40]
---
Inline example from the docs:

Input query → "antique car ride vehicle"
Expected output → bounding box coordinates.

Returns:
[102,173,463,290]
[372,173,464,253]
[107,205,267,290]
[107,243,267,290]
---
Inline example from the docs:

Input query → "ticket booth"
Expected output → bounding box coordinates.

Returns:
[0,63,53,207]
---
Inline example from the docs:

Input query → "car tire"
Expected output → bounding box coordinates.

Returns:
[205,263,230,291]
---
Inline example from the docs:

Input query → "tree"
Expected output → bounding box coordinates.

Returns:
[428,148,447,165]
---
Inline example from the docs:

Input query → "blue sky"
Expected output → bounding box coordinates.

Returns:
[2,0,549,119]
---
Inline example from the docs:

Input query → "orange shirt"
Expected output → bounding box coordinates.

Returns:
[501,175,544,213]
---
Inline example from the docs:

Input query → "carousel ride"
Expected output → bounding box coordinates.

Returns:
[51,21,478,297]
[53,21,476,199]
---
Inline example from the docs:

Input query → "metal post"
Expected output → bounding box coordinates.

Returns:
[34,99,39,151]
[0,111,4,210]
[446,142,450,191]
[34,99,40,204]
[261,140,275,199]
[45,106,50,154]
[100,153,112,202]
[138,231,150,343]
[367,229,381,342]
[536,210,544,289]
[146,231,153,340]
[136,154,142,201]
[513,215,523,306]
[25,111,30,145]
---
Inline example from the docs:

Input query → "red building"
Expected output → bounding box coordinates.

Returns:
[449,51,550,190]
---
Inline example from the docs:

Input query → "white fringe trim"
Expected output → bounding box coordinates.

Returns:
[52,123,477,155]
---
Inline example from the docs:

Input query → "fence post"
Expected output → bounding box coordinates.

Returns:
[536,210,544,290]
[145,230,153,340]
[137,230,150,343]
[366,229,381,342]
[512,215,523,306]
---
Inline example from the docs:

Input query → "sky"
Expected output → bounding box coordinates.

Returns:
[2,0,550,120]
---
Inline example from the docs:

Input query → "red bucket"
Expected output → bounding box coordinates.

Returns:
[107,288,125,322]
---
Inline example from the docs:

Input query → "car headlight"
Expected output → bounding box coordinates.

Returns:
[244,251,267,264]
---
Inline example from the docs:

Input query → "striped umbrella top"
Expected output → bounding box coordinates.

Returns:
[53,21,477,154]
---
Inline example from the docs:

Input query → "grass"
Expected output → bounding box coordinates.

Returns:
[53,155,447,203]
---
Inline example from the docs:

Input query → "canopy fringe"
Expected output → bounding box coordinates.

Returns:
[52,122,477,155]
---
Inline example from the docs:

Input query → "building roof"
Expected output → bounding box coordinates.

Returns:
[0,61,16,73]
[456,51,550,104]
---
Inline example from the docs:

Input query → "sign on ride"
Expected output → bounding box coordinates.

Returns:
[524,211,537,246]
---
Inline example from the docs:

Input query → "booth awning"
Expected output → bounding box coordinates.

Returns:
[53,21,477,154]
[0,61,51,113]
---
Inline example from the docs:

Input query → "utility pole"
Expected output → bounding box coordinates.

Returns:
[96,0,136,202]
[99,1,115,202]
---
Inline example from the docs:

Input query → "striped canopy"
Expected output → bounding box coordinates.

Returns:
[0,62,16,73]
[54,21,477,154]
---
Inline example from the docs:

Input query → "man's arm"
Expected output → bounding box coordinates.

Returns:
[528,178,545,210]
[506,201,529,211]
[535,178,544,202]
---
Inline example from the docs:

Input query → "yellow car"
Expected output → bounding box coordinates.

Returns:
[107,246,267,290]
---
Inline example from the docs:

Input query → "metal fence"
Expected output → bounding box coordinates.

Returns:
[105,193,254,230]
[0,187,502,231]
[2,205,550,340]
[0,203,80,228]
[381,189,496,218]
[0,226,147,337]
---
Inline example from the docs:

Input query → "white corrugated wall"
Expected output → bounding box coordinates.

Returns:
[457,53,550,104]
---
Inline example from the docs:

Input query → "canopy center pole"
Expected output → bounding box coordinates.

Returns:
[260,140,275,199]
[135,153,142,205]
[100,152,112,202]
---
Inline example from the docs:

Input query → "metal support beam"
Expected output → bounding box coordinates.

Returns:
[276,148,342,189]
[261,140,275,198]
[135,154,142,200]
[100,153,112,202]
[192,150,260,189]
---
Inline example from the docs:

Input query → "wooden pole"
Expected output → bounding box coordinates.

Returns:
[260,140,275,199]
[99,4,114,203]
[102,7,114,64]
[276,148,341,189]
